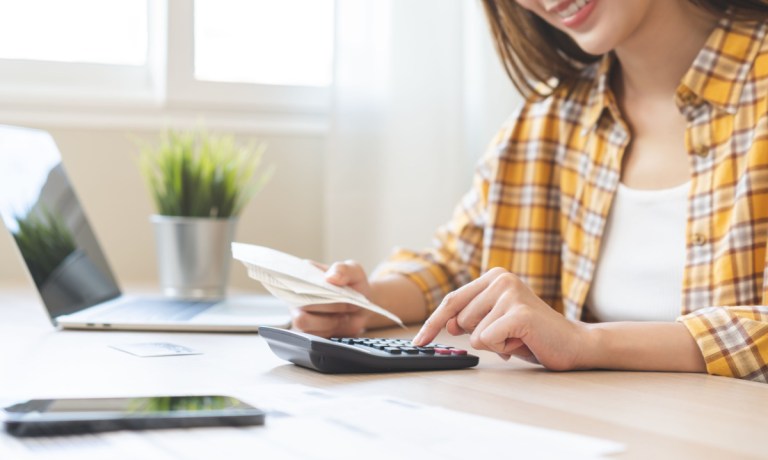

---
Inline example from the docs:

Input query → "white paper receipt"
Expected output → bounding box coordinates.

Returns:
[110,342,203,357]
[232,243,405,327]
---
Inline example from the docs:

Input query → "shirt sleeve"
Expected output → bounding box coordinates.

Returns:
[677,306,768,382]
[372,132,507,313]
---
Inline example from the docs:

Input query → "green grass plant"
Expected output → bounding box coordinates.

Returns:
[139,130,274,218]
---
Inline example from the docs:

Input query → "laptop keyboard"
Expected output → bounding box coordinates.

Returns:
[89,299,216,322]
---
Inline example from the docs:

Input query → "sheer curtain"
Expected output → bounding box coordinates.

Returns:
[324,0,520,269]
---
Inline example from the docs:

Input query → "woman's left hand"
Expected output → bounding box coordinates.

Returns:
[412,267,592,371]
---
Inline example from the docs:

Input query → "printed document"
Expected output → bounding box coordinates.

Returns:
[0,385,625,460]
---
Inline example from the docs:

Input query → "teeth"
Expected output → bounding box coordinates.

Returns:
[557,0,590,19]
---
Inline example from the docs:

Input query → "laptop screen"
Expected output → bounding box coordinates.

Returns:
[0,125,121,319]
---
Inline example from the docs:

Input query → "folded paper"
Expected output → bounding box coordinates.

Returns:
[232,243,404,327]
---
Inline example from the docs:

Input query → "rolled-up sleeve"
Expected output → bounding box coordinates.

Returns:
[678,306,768,382]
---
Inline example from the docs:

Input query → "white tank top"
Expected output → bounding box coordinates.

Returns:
[586,182,689,322]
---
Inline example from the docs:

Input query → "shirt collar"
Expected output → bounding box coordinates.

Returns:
[581,53,617,133]
[678,18,767,115]
[581,17,767,132]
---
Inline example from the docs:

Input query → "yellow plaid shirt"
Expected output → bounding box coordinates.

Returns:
[377,18,768,382]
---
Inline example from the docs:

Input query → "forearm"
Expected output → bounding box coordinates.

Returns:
[583,322,706,373]
[366,275,428,330]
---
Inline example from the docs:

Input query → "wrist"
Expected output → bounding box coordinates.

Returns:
[358,308,377,332]
[362,280,395,330]
[576,322,609,370]
[367,279,387,306]
[574,322,708,373]
[365,275,428,329]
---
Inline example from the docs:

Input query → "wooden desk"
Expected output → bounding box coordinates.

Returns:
[0,285,765,459]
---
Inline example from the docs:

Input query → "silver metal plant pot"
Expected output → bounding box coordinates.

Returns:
[151,215,237,299]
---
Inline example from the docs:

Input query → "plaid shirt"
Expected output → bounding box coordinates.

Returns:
[376,18,768,382]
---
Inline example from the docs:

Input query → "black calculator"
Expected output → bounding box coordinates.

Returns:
[259,326,479,374]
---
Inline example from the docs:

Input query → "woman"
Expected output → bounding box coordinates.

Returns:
[294,0,768,382]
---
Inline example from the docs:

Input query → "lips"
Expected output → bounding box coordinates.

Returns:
[548,0,592,20]
[546,0,596,28]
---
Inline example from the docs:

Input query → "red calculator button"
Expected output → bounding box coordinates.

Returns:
[434,348,452,355]
[450,349,467,356]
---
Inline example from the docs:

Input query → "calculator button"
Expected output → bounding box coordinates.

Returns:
[434,348,452,355]
[330,338,341,342]
[416,347,435,354]
[450,349,468,356]
[399,347,419,354]
[384,347,402,354]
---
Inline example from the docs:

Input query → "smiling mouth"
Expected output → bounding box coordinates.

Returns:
[550,0,593,20]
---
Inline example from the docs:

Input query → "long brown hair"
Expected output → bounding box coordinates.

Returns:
[482,0,768,98]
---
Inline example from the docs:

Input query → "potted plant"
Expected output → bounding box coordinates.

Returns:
[139,129,273,299]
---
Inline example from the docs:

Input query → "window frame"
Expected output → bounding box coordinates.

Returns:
[165,0,331,113]
[0,0,332,132]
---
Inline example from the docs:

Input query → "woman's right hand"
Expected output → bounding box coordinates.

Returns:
[289,260,374,338]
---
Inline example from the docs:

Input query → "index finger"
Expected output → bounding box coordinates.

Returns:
[412,268,505,346]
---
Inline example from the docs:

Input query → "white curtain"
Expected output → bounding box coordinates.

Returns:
[324,0,521,269]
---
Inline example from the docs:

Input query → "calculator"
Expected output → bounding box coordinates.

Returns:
[258,326,479,373]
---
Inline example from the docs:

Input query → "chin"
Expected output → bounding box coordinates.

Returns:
[567,31,619,56]
[574,40,614,56]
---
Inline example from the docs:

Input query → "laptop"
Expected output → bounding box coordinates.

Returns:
[0,124,291,332]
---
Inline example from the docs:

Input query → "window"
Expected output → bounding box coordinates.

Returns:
[0,0,147,66]
[0,0,336,128]
[195,0,334,87]
[0,0,151,106]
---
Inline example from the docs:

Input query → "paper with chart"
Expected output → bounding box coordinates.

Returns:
[232,243,404,327]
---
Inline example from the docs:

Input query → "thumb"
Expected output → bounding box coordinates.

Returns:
[326,261,368,289]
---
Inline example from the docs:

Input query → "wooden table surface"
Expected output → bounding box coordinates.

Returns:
[0,285,765,459]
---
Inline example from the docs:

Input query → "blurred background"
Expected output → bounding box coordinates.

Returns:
[0,0,520,291]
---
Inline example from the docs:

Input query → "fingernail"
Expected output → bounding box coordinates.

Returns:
[412,331,423,344]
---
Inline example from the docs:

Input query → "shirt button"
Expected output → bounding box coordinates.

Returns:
[692,233,707,246]
[694,146,709,157]
[679,91,697,105]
